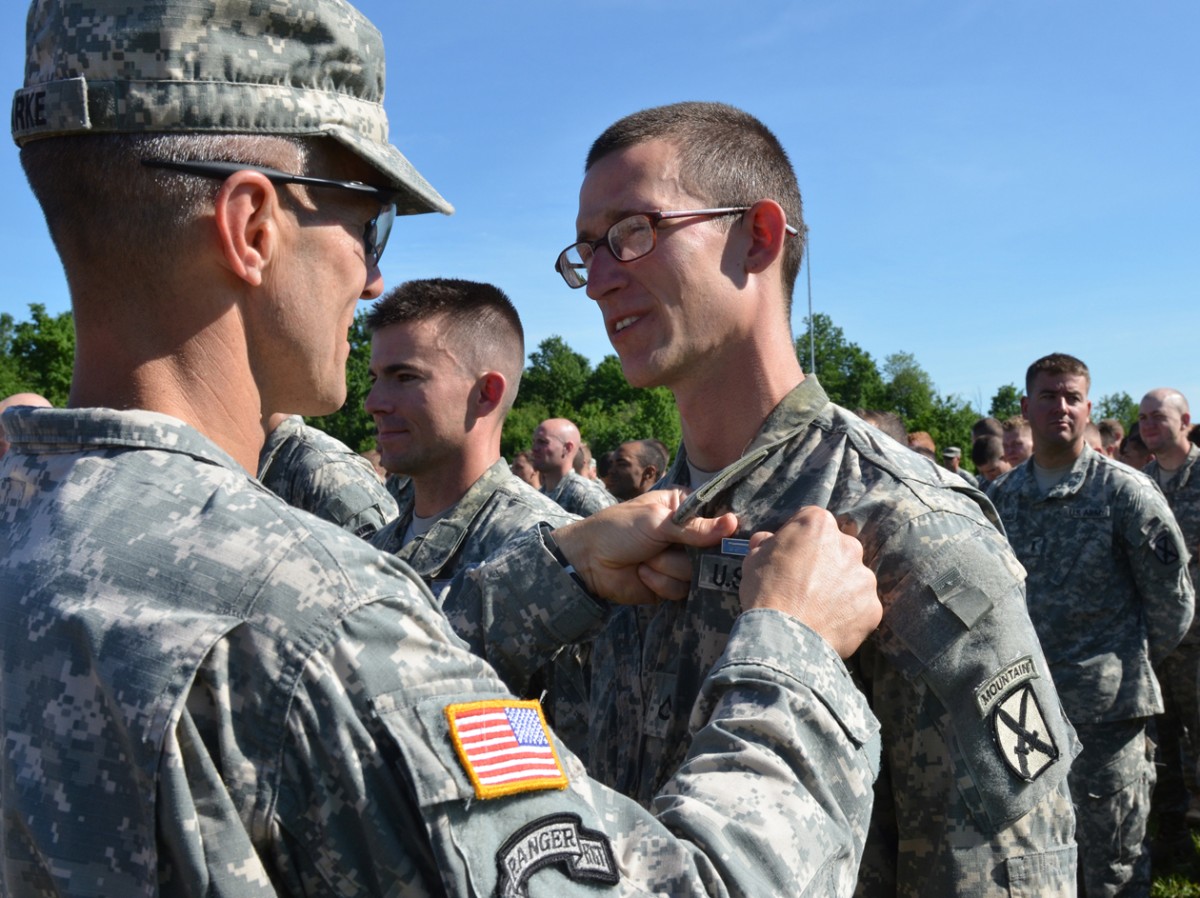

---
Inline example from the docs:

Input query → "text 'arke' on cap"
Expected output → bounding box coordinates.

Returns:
[11,0,452,216]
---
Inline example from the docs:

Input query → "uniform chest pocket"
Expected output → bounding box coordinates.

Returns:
[1040,507,1114,589]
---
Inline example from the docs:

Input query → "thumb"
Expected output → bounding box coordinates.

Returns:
[665,511,739,548]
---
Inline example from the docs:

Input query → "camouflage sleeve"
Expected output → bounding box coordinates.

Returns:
[579,482,616,516]
[866,511,1078,834]
[439,526,609,695]
[1119,482,1195,663]
[305,458,399,540]
[275,593,880,897]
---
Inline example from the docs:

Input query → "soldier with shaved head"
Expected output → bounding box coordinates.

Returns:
[0,391,50,457]
[531,416,615,516]
[1139,387,1200,861]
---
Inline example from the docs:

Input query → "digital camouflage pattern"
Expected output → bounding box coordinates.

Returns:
[989,444,1193,722]
[589,377,1081,897]
[543,470,615,517]
[1069,720,1156,897]
[12,0,451,215]
[0,406,881,897]
[990,445,1193,896]
[1142,443,1200,823]
[257,414,398,540]
[372,459,577,577]
[1144,445,1200,633]
[372,458,593,760]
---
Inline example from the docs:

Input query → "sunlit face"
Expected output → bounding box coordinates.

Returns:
[1021,371,1092,457]
[1138,395,1190,454]
[605,443,650,501]
[260,152,385,416]
[511,453,537,485]
[364,317,478,477]
[1002,427,1033,466]
[530,426,570,473]
[576,139,747,391]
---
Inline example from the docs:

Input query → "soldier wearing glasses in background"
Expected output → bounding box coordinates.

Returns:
[554,100,1080,896]
[1,2,888,896]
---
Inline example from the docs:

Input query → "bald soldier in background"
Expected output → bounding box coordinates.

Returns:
[532,416,616,516]
[1139,387,1200,860]
[0,1,885,895]
[0,392,50,458]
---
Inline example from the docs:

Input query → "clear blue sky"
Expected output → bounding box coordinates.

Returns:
[3,1,1197,413]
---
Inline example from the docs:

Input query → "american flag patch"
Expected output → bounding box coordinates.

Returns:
[445,700,568,799]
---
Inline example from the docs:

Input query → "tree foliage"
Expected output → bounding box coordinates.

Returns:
[988,384,1022,421]
[794,313,883,410]
[0,304,76,406]
[306,311,377,453]
[1095,391,1139,430]
[499,340,680,460]
[791,316,981,467]
[6,301,1142,479]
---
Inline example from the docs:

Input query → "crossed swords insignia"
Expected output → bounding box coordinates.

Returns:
[993,683,1058,782]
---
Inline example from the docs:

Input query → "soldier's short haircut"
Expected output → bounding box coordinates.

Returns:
[972,416,1004,439]
[21,133,319,272]
[586,102,805,313]
[855,409,908,444]
[1025,353,1090,394]
[365,279,526,413]
[626,439,669,475]
[1097,418,1125,448]
[971,435,1005,467]
[1002,415,1031,434]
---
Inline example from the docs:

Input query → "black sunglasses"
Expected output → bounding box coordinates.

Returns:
[140,158,399,265]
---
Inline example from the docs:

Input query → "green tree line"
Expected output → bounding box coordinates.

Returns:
[0,304,1142,470]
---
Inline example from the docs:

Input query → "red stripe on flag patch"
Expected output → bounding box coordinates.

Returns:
[445,699,569,799]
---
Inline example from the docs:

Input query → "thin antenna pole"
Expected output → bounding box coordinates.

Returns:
[806,229,815,373]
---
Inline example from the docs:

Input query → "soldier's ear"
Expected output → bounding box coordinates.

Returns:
[213,171,282,287]
[475,372,507,414]
[742,199,789,276]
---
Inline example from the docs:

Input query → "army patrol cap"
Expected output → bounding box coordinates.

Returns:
[12,0,452,216]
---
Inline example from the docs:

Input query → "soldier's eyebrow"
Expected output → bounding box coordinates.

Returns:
[369,362,423,380]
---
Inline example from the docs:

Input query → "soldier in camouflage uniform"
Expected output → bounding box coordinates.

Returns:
[2,2,888,895]
[990,356,1194,896]
[1138,388,1200,851]
[258,412,398,539]
[363,278,590,757]
[553,100,1081,896]
[531,417,615,516]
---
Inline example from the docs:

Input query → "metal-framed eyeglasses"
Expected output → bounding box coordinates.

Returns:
[140,159,399,266]
[554,207,800,289]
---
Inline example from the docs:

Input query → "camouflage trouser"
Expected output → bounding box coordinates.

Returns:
[1069,719,1154,898]
[1153,644,1200,819]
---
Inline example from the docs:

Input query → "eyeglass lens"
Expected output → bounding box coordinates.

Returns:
[368,205,397,265]
[558,214,657,287]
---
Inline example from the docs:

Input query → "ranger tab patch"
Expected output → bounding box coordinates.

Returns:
[496,813,619,898]
[976,657,1058,782]
[446,700,568,800]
